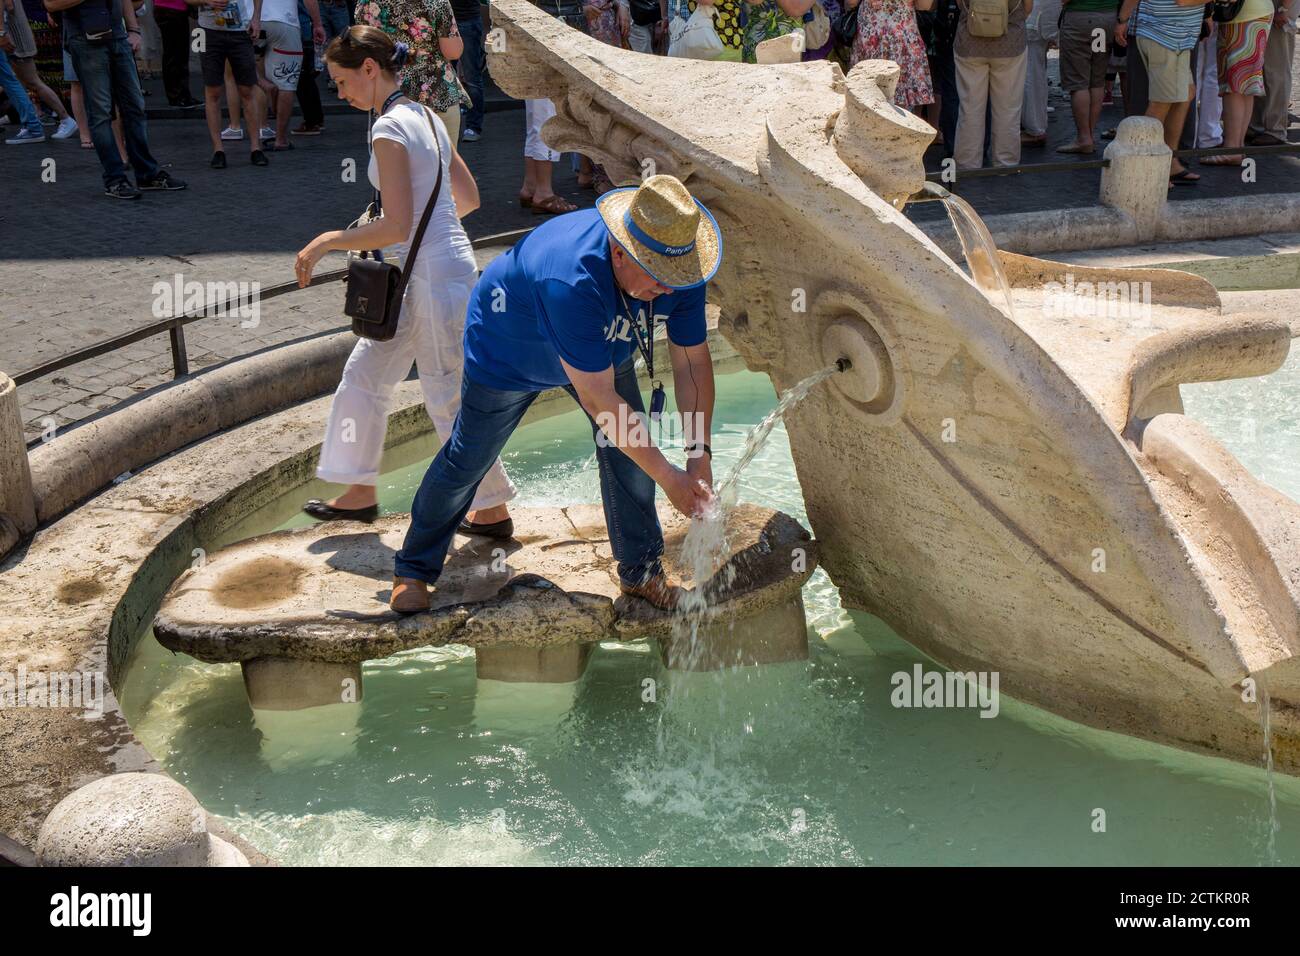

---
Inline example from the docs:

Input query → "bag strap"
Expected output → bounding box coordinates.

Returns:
[390,106,445,301]
[366,109,384,261]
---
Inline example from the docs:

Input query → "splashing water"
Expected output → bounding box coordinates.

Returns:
[671,364,843,670]
[940,194,1017,323]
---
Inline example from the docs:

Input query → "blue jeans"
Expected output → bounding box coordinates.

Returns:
[0,49,42,135]
[65,35,161,187]
[457,13,486,134]
[318,1,350,49]
[396,359,665,587]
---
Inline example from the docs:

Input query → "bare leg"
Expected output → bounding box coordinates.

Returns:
[204,84,224,151]
[70,82,92,145]
[13,58,69,118]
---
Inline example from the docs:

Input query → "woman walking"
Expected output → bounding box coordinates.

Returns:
[294,25,516,536]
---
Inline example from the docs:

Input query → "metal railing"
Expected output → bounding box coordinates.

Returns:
[13,228,533,390]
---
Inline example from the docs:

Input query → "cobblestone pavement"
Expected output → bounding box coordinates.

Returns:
[5,49,1299,442]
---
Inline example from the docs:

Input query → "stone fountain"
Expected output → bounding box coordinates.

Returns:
[482,0,1300,771]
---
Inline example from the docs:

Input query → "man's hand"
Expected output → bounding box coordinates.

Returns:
[617,2,630,38]
[313,22,326,44]
[248,15,260,37]
[127,30,141,52]
[662,465,713,517]
[685,453,713,495]
[0,34,12,54]
[1112,19,1127,47]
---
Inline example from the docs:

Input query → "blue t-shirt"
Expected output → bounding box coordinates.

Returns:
[464,208,709,392]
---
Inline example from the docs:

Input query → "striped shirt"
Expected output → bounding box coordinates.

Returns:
[1132,0,1204,52]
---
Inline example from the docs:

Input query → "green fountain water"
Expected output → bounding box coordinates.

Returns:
[119,348,1300,866]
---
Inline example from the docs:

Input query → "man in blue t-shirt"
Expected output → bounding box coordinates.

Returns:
[391,175,722,614]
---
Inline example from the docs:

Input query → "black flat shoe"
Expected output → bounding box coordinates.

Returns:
[210,150,226,169]
[457,517,514,539]
[302,499,378,523]
[250,149,268,166]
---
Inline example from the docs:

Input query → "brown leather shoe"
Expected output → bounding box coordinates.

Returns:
[390,576,430,614]
[619,572,685,611]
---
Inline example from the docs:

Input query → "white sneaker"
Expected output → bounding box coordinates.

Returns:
[220,126,245,141]
[51,116,78,140]
[461,128,481,142]
[5,128,46,144]
[259,125,275,141]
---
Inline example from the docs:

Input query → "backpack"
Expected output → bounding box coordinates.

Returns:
[967,0,1012,39]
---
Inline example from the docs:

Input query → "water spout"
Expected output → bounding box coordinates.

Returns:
[904,181,952,205]
[835,357,853,373]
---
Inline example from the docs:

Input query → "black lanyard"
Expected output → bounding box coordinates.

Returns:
[615,282,666,419]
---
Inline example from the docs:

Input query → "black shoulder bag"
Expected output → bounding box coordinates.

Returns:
[344,105,444,342]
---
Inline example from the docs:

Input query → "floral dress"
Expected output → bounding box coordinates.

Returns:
[849,0,933,107]
[741,0,804,62]
[584,0,623,45]
[354,0,467,113]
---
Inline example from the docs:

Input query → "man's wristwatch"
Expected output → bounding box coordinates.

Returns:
[685,442,712,458]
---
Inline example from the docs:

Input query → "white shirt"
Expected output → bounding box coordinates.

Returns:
[197,0,253,31]
[259,0,299,26]
[367,102,476,279]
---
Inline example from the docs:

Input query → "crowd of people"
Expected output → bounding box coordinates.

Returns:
[3,0,1297,196]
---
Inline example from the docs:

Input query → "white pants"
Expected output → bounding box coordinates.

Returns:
[316,265,517,510]
[524,98,559,162]
[955,52,1028,169]
[629,22,654,53]
[1195,34,1223,148]
[1022,0,1061,137]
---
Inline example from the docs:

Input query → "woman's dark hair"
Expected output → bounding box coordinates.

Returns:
[324,25,409,72]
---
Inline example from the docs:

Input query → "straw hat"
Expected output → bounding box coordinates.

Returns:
[596,175,722,290]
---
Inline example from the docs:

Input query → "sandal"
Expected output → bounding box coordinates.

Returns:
[518,192,533,207]
[1200,153,1244,166]
[530,194,579,215]
[1056,142,1096,154]
[1169,169,1200,185]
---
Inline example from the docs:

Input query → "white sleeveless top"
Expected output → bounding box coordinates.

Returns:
[367,102,477,280]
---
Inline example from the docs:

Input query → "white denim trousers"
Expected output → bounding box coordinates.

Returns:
[316,263,517,510]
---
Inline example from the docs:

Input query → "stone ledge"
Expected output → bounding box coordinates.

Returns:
[152,503,817,664]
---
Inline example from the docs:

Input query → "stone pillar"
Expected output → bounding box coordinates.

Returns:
[660,592,811,671]
[475,643,593,682]
[241,657,363,710]
[1099,116,1171,241]
[0,372,36,558]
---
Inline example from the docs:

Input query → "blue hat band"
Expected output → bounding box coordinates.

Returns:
[623,210,696,258]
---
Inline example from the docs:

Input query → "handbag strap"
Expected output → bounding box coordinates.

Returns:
[390,106,445,302]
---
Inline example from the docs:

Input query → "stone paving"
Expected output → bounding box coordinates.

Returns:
[4,47,1300,443]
